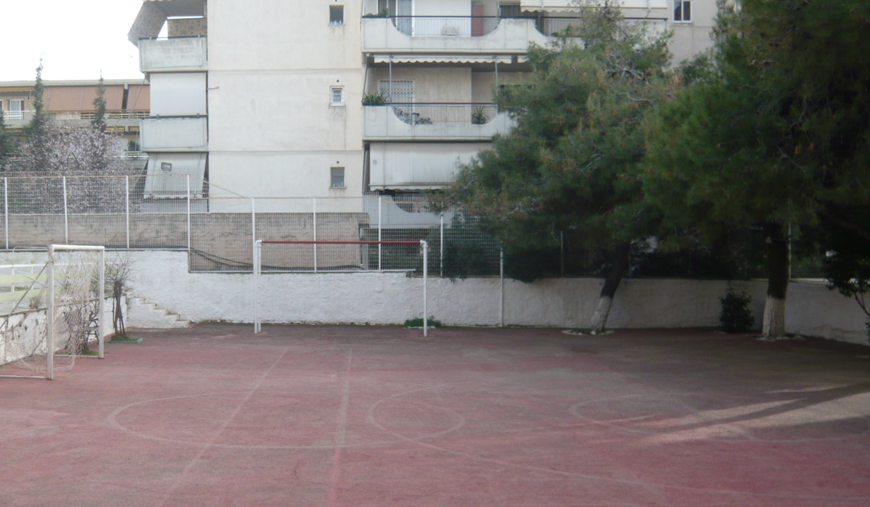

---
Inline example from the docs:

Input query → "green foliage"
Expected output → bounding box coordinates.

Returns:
[362,8,390,18]
[362,92,388,105]
[423,213,500,280]
[450,0,671,282]
[643,0,870,257]
[719,288,754,333]
[92,75,107,132]
[24,59,47,141]
[0,107,14,168]
[404,317,442,328]
[470,106,489,125]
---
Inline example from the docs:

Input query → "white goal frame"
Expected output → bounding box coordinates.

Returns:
[253,240,428,336]
[1,245,105,381]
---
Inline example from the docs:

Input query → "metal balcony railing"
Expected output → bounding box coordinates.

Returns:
[388,16,501,37]
[374,103,499,126]
[3,111,25,121]
[529,16,668,37]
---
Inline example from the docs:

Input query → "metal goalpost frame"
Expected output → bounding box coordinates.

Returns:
[46,245,106,381]
[254,240,428,337]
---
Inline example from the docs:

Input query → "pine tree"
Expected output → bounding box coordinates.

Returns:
[24,59,47,141]
[450,0,671,332]
[643,0,870,338]
[92,74,107,133]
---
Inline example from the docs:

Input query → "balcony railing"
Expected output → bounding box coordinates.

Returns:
[387,16,501,37]
[385,103,499,125]
[3,111,25,121]
[363,103,513,141]
[530,16,667,37]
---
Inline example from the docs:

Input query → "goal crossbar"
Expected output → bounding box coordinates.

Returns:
[253,240,428,336]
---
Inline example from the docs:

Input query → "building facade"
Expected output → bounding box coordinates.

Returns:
[128,0,716,209]
[0,79,150,151]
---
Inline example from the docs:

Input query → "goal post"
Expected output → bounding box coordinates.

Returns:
[0,245,105,381]
[47,245,107,380]
[254,240,428,336]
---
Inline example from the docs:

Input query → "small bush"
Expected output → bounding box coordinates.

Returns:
[362,92,388,106]
[404,317,442,328]
[719,288,754,333]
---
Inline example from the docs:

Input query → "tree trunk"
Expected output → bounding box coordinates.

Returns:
[761,223,789,339]
[589,242,631,333]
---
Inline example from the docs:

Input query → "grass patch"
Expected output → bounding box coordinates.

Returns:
[110,335,143,344]
[404,317,442,329]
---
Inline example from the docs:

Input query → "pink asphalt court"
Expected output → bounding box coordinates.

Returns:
[2,324,870,506]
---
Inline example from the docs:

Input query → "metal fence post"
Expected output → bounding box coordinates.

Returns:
[313,197,317,273]
[422,240,428,337]
[62,176,69,244]
[98,248,105,360]
[560,231,564,278]
[46,249,55,380]
[500,248,505,327]
[440,212,444,278]
[4,177,8,250]
[378,195,382,271]
[187,175,191,254]
[251,198,256,273]
[125,176,130,249]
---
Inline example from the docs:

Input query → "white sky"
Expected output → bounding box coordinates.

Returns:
[0,0,146,82]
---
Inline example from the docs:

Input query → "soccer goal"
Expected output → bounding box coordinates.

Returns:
[0,245,105,380]
[253,240,429,336]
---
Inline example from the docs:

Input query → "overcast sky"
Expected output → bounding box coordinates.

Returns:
[0,0,146,82]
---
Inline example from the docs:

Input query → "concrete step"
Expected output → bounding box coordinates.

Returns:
[127,297,191,329]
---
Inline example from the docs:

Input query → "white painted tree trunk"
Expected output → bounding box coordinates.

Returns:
[761,295,786,339]
[589,296,613,334]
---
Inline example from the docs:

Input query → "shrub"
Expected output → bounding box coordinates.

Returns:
[719,287,754,333]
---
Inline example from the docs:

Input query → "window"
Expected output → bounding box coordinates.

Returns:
[378,80,413,104]
[330,86,345,106]
[8,99,24,121]
[674,0,691,22]
[330,5,344,25]
[330,167,345,189]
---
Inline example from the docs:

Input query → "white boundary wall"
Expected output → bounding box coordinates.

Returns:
[119,251,869,346]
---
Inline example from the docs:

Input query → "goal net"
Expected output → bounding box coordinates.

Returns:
[0,245,105,380]
[253,240,429,335]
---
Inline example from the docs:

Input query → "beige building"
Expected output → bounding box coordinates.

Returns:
[127,0,716,208]
[0,80,150,150]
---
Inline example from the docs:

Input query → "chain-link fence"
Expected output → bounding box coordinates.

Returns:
[0,173,814,279]
[0,175,503,276]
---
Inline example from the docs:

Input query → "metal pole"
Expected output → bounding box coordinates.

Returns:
[4,177,8,250]
[495,60,499,89]
[125,176,130,249]
[98,248,105,359]
[560,231,564,278]
[187,175,192,254]
[500,248,504,327]
[313,198,317,273]
[46,249,55,380]
[251,199,256,273]
[422,240,428,337]
[378,196,382,271]
[440,212,444,278]
[254,240,261,333]
[62,176,68,244]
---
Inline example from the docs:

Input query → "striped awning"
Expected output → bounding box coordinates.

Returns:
[373,55,512,64]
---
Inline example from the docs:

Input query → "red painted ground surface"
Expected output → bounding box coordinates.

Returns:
[2,325,870,506]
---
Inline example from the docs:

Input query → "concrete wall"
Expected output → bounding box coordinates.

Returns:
[123,250,869,346]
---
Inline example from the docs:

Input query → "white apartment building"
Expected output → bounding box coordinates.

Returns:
[127,0,716,210]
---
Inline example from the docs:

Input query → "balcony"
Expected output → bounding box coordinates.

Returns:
[369,141,490,190]
[141,117,208,152]
[363,103,513,141]
[362,16,549,55]
[139,37,207,73]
